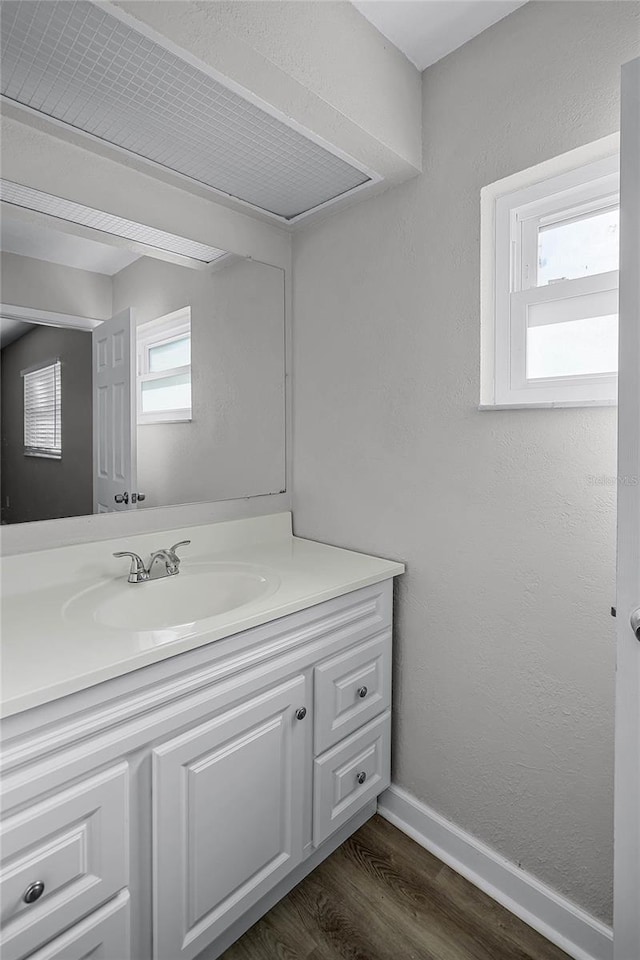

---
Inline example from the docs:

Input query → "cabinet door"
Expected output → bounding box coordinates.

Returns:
[152,674,309,960]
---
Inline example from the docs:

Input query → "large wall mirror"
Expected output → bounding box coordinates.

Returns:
[0,196,286,525]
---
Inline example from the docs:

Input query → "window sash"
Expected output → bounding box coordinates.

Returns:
[23,360,62,458]
[490,154,620,407]
[138,327,191,376]
[137,364,192,423]
[147,334,190,373]
[136,307,192,424]
[507,281,618,403]
[518,193,619,290]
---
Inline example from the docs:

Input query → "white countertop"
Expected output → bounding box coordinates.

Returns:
[0,513,404,717]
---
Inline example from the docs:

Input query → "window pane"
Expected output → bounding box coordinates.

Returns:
[537,207,619,285]
[148,335,190,372]
[23,360,62,457]
[141,373,191,413]
[526,314,618,380]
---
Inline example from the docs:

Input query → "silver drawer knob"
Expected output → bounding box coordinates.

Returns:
[357,686,368,699]
[23,881,45,904]
[295,707,307,721]
[356,771,367,785]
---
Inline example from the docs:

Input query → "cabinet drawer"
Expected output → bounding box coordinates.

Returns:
[314,632,391,754]
[0,764,129,960]
[25,891,130,960]
[313,711,390,846]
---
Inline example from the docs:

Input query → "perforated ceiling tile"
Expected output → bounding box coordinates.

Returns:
[0,179,228,263]
[0,1,371,219]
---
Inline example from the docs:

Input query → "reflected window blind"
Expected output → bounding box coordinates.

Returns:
[23,361,62,458]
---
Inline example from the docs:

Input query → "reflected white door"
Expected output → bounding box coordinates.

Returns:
[614,57,640,960]
[92,308,137,513]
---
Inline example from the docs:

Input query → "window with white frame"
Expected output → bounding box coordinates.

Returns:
[137,307,192,424]
[23,359,62,458]
[484,151,619,407]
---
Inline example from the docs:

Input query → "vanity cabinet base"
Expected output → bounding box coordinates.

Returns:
[0,581,394,960]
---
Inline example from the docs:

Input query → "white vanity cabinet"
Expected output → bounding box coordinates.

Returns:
[0,579,394,960]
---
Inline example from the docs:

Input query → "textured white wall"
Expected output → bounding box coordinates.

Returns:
[292,1,640,923]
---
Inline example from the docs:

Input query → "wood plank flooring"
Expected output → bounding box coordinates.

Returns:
[220,815,570,960]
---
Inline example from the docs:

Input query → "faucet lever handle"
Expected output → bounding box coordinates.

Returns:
[113,550,144,564]
[169,540,191,558]
[113,551,148,582]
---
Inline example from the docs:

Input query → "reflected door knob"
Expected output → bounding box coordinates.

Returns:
[114,492,129,505]
[23,881,45,904]
[631,606,640,641]
[131,492,146,504]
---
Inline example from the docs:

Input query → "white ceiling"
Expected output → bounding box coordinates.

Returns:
[0,216,141,276]
[353,1,527,70]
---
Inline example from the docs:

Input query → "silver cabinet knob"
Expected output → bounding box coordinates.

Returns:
[23,881,45,904]
[357,686,368,699]
[295,707,307,721]
[356,771,367,785]
[631,606,640,641]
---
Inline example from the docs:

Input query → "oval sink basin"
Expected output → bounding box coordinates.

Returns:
[64,562,279,636]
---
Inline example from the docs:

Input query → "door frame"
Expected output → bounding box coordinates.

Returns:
[0,303,137,516]
[0,303,102,332]
[613,55,640,960]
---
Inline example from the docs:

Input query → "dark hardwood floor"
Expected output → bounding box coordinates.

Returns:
[220,815,570,960]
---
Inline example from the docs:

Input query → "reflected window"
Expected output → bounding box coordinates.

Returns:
[23,359,62,458]
[137,307,191,423]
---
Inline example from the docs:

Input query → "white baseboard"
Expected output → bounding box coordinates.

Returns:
[377,784,613,960]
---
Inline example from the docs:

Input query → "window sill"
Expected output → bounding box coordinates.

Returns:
[24,449,62,459]
[138,414,192,425]
[478,400,617,411]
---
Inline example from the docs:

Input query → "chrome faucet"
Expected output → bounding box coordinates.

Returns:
[113,540,191,584]
[112,550,149,583]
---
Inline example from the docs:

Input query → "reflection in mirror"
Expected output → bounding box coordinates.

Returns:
[0,209,286,525]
